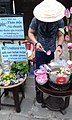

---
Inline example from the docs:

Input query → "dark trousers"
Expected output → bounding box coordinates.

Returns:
[35,51,54,102]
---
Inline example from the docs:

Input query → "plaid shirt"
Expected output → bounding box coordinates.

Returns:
[29,17,64,52]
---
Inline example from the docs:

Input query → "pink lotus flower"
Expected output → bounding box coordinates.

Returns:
[67,43,72,49]
[65,35,70,41]
[65,7,72,53]
[69,21,72,30]
[36,74,48,85]
[70,7,72,14]
[47,50,51,55]
[64,9,70,18]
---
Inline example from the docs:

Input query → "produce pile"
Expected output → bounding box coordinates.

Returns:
[51,67,71,77]
[49,66,71,84]
[11,62,28,78]
[0,62,28,86]
[0,73,16,86]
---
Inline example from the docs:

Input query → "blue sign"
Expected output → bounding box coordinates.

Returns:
[0,44,27,62]
[0,16,25,39]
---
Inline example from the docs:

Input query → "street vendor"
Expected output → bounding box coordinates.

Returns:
[28,0,65,103]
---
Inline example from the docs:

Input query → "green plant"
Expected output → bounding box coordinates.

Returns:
[11,62,28,75]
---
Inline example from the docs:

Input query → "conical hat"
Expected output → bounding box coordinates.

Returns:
[33,0,65,22]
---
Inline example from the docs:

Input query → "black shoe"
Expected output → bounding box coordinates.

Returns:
[36,91,43,103]
[36,97,43,103]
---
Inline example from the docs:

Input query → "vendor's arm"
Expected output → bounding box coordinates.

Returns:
[56,19,65,56]
[56,30,64,56]
[57,28,64,45]
[28,23,44,51]
[28,28,37,45]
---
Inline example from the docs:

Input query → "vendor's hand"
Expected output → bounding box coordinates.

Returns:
[35,42,44,51]
[56,46,63,57]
